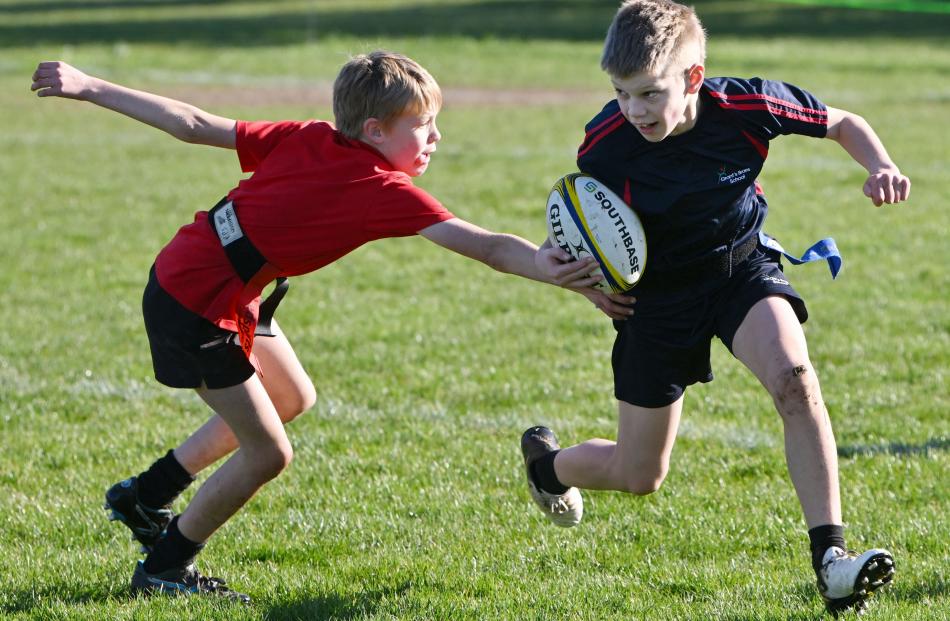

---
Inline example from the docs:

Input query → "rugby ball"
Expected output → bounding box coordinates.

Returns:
[545,173,647,293]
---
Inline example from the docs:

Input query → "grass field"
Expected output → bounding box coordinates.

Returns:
[1,1,948,619]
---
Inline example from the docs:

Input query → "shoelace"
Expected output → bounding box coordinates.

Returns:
[818,549,858,594]
[821,549,858,572]
[196,574,231,592]
[133,504,173,537]
[549,497,569,513]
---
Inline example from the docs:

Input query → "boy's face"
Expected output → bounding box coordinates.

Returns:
[611,64,704,142]
[365,108,441,177]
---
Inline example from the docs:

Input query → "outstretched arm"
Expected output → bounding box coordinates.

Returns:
[419,218,634,320]
[825,106,910,206]
[31,61,237,149]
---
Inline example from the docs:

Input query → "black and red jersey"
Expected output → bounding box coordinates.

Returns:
[577,77,828,279]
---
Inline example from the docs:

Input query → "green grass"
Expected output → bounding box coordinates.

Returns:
[1,1,949,619]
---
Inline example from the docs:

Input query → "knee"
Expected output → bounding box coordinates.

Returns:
[767,361,822,415]
[249,441,294,482]
[619,466,668,495]
[276,381,317,423]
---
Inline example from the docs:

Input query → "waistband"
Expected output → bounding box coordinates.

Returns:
[637,232,758,293]
[208,197,288,340]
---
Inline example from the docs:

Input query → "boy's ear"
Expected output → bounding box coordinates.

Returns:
[686,64,705,94]
[362,117,386,144]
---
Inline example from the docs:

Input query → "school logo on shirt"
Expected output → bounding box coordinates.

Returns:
[718,165,752,185]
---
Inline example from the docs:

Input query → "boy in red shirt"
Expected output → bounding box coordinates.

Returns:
[31,51,631,602]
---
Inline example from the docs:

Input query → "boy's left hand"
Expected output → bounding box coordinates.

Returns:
[864,169,911,206]
[573,287,636,320]
[31,61,93,100]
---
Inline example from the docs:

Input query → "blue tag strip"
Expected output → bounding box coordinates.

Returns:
[758,231,842,279]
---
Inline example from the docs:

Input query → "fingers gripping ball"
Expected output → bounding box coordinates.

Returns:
[545,173,647,293]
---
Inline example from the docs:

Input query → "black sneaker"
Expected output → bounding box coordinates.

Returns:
[104,477,174,553]
[130,560,251,604]
[520,426,583,527]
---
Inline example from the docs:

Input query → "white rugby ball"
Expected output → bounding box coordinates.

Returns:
[545,173,647,293]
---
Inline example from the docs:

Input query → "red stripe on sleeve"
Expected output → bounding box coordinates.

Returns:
[577,116,627,158]
[585,110,625,137]
[714,101,826,125]
[708,91,826,117]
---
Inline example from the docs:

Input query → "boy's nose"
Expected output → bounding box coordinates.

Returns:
[623,99,646,121]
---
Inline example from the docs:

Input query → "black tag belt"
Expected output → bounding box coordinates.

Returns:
[208,196,288,337]
[638,233,759,292]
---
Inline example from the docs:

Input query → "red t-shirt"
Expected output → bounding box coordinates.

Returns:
[154,120,454,332]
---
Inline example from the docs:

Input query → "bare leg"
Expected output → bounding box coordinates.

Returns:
[732,295,841,527]
[175,373,293,543]
[174,320,316,476]
[553,397,683,494]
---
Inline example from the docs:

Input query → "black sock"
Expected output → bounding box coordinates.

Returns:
[809,524,847,574]
[143,516,205,574]
[530,450,569,494]
[136,450,195,509]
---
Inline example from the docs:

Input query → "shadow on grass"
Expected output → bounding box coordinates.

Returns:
[265,584,410,621]
[0,582,408,618]
[0,0,234,14]
[838,436,950,458]
[0,582,116,615]
[2,0,949,48]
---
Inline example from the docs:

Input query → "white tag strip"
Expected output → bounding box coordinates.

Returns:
[213,201,244,247]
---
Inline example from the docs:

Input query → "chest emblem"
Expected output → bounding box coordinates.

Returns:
[718,165,752,185]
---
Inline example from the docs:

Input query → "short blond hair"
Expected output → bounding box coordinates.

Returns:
[601,0,706,77]
[333,50,443,139]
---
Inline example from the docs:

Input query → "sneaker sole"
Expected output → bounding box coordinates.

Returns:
[825,552,895,617]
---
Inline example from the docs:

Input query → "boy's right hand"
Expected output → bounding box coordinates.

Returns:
[535,244,636,320]
[31,61,94,100]
[535,244,601,288]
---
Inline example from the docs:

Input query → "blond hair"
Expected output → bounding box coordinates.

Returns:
[333,50,442,139]
[601,0,706,77]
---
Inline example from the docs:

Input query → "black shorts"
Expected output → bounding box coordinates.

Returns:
[143,266,256,389]
[612,246,808,408]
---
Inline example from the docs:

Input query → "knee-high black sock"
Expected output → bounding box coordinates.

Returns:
[143,516,205,574]
[136,450,195,509]
[809,524,847,574]
[530,450,569,494]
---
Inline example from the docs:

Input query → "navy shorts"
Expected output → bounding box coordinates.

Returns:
[611,246,808,408]
[142,266,256,389]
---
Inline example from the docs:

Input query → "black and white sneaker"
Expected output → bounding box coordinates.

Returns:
[130,560,251,604]
[818,546,895,617]
[104,477,173,553]
[520,426,583,527]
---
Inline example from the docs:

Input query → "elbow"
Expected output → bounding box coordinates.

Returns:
[171,105,212,144]
[175,116,204,144]
[827,110,867,143]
